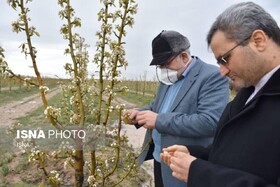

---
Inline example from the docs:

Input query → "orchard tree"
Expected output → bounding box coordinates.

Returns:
[1,0,151,186]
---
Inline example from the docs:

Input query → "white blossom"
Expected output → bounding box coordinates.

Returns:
[39,86,49,94]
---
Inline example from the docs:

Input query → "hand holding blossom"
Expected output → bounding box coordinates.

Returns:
[136,110,158,129]
[123,109,139,124]
[160,145,197,182]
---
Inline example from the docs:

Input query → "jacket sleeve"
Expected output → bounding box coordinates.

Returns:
[155,70,229,137]
[188,159,280,187]
[187,145,211,160]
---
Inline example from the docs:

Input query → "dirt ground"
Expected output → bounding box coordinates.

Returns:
[0,89,154,186]
[0,88,60,128]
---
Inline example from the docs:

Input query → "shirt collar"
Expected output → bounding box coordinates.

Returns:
[255,64,280,92]
[180,56,196,79]
[246,64,280,104]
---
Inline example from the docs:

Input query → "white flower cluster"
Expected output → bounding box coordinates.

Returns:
[108,106,114,113]
[102,0,114,5]
[49,170,62,185]
[39,86,49,94]
[121,86,129,92]
[110,142,117,148]
[72,77,82,85]
[28,146,43,162]
[70,113,80,124]
[64,156,75,169]
[0,57,8,72]
[115,103,126,110]
[104,85,116,97]
[87,175,96,186]
[96,167,103,177]
[24,77,31,82]
[69,96,75,105]
[105,157,115,170]
[44,106,61,119]
[108,76,121,83]
[106,128,118,138]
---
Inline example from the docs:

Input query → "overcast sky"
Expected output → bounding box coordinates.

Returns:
[0,0,279,80]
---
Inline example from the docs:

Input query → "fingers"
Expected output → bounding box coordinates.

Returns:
[161,145,187,166]
[135,111,147,123]
[160,151,172,166]
[162,145,179,153]
[176,145,189,153]
[124,109,138,124]
[170,156,185,181]
[136,111,157,129]
[123,110,151,126]
[171,151,197,183]
[163,145,189,154]
[161,147,196,183]
[172,170,186,183]
[169,151,190,182]
[129,109,138,120]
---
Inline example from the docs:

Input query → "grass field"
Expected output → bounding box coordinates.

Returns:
[117,91,155,108]
[0,79,58,107]
[0,87,40,106]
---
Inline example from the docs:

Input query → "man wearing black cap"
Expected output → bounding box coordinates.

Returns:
[125,30,229,186]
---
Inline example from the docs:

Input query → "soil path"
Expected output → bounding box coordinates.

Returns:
[0,88,60,128]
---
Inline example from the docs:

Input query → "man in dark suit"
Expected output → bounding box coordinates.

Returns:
[161,2,280,187]
[125,30,229,186]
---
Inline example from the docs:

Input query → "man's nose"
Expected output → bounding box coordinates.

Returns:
[220,64,229,77]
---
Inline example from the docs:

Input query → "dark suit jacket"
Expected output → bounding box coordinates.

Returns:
[188,68,280,187]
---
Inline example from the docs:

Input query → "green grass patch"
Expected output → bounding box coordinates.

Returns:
[0,82,58,107]
[0,87,40,106]
[117,92,154,107]
[0,127,17,152]
[1,165,10,177]
[17,92,63,126]
[13,156,29,174]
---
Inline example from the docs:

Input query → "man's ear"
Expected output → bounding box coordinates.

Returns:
[181,52,189,62]
[250,29,268,52]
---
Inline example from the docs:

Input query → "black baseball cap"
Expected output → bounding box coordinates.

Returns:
[150,30,191,66]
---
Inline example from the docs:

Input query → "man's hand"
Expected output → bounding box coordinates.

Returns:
[160,145,196,182]
[123,109,139,124]
[136,110,158,129]
[160,145,189,166]
[170,151,197,182]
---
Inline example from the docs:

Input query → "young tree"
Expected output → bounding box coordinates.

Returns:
[4,0,144,186]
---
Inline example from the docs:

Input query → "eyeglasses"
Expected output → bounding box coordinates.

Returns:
[216,35,251,65]
[157,52,183,69]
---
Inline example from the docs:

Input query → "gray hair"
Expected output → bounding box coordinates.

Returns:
[207,2,280,47]
[184,48,191,55]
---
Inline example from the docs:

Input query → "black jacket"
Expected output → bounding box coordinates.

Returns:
[188,68,280,187]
